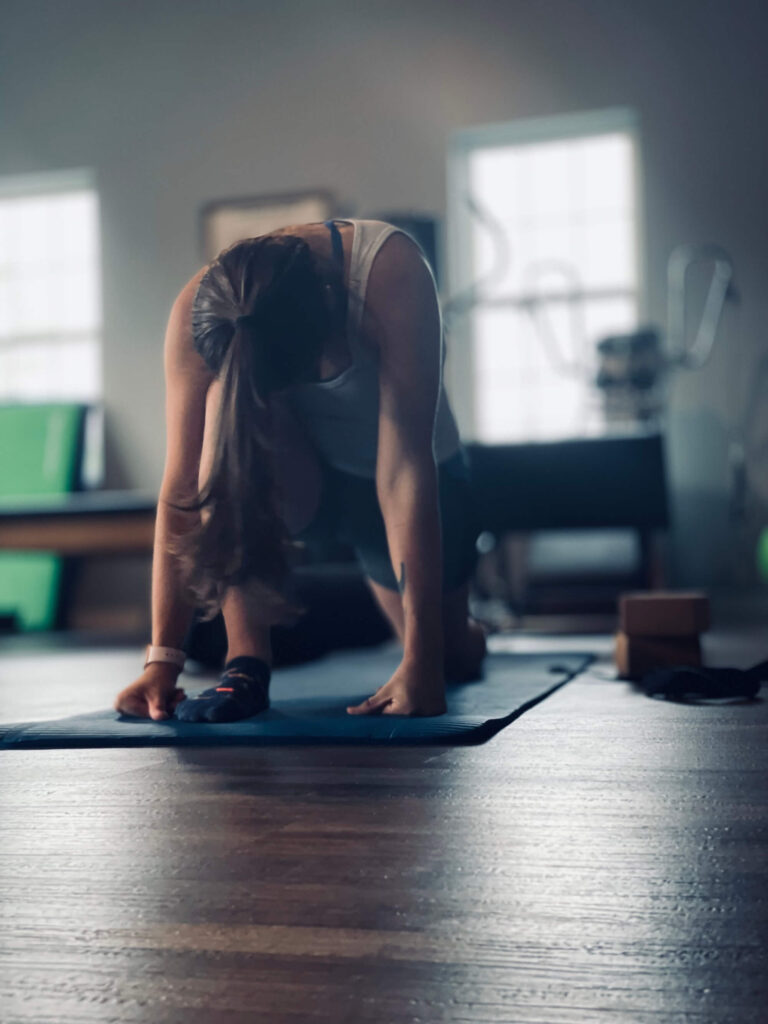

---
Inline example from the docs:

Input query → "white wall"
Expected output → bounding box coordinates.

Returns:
[2,0,767,598]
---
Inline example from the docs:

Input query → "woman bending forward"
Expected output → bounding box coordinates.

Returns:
[114,219,487,722]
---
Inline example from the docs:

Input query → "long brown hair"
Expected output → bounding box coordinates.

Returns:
[166,231,363,625]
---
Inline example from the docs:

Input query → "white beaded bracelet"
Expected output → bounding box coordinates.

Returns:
[144,645,186,670]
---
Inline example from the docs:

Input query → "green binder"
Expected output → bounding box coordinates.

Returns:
[0,404,85,630]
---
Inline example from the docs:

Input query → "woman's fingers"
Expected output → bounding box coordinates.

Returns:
[170,687,187,711]
[381,700,408,715]
[115,692,152,718]
[114,695,140,717]
[147,695,170,721]
[346,691,393,715]
[114,676,187,720]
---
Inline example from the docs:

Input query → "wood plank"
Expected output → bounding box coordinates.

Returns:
[0,513,154,553]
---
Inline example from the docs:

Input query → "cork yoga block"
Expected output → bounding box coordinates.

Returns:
[615,631,702,681]
[619,591,710,638]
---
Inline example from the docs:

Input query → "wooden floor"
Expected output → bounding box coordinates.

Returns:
[0,622,766,1023]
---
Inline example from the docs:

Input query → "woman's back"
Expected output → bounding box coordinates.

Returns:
[280,218,461,478]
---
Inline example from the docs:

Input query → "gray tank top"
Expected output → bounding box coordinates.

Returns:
[283,219,461,478]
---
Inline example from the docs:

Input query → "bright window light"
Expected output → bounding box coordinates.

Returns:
[0,176,101,400]
[448,110,640,441]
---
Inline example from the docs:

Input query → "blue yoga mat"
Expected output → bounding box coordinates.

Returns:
[0,647,592,749]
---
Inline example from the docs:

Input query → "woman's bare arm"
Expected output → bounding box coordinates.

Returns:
[114,269,215,718]
[346,232,446,717]
[370,234,444,666]
[152,268,214,651]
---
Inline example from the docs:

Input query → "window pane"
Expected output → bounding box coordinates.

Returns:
[457,115,639,442]
[528,141,576,220]
[0,189,100,338]
[474,306,603,442]
[0,180,101,402]
[579,216,635,290]
[579,134,634,214]
[0,278,9,336]
[472,296,639,439]
[526,222,577,282]
[582,296,638,342]
[0,339,100,401]
[468,129,636,301]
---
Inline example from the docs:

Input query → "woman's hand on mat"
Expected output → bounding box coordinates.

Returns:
[346,659,447,717]
[114,665,187,720]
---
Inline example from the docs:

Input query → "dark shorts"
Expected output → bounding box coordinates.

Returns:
[293,446,481,593]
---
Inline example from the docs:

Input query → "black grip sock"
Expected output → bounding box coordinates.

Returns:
[175,656,271,723]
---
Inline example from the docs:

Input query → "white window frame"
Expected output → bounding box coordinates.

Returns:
[445,107,645,440]
[0,167,101,403]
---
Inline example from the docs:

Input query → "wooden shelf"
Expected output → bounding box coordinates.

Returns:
[0,491,156,555]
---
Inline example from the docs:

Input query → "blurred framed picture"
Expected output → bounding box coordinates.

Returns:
[200,189,336,261]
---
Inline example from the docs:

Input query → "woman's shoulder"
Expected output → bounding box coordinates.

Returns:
[361,228,439,345]
[368,226,432,280]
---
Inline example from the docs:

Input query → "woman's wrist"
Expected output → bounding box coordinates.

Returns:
[403,620,444,665]
[144,644,186,670]
[144,661,183,683]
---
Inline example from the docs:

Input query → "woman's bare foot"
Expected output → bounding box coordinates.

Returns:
[444,619,487,683]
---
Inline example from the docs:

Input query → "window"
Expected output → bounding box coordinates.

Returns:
[446,109,640,441]
[0,169,101,402]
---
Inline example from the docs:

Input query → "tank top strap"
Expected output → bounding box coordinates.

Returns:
[324,219,344,267]
[324,219,351,343]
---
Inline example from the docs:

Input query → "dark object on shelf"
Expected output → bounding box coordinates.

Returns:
[595,328,665,424]
[642,660,767,701]
[596,328,663,391]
